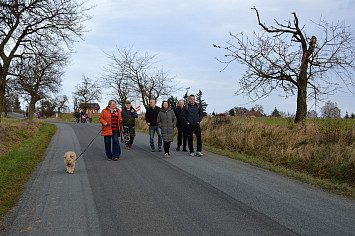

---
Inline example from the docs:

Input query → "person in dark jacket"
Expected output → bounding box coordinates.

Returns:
[145,99,162,152]
[121,101,138,150]
[158,101,176,158]
[74,110,80,123]
[182,94,204,157]
[80,110,86,123]
[174,99,187,152]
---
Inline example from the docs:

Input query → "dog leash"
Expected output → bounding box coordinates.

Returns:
[76,124,110,161]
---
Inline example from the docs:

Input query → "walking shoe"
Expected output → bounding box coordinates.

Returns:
[196,152,204,157]
[107,158,112,161]
[164,153,169,158]
[151,148,155,152]
[189,152,195,157]
[158,147,162,152]
[113,158,119,161]
[176,146,180,151]
[126,146,130,150]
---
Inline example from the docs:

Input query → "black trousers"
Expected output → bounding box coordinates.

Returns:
[187,124,202,153]
[177,126,187,149]
[163,141,171,154]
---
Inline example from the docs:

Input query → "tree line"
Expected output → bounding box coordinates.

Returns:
[223,101,354,119]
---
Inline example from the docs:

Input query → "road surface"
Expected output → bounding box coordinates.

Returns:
[1,121,354,235]
[3,112,25,119]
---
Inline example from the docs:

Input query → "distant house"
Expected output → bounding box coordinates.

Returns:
[80,103,100,113]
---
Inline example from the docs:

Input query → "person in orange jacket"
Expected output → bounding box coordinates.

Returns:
[99,100,122,161]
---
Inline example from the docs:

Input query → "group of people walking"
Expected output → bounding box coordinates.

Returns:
[74,110,93,123]
[99,94,204,160]
[98,100,138,160]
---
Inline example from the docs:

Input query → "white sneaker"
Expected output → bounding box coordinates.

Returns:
[164,153,169,158]
[189,152,195,157]
[196,152,203,157]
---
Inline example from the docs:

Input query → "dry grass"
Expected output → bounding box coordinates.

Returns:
[201,117,355,187]
[0,118,41,157]
[136,115,355,189]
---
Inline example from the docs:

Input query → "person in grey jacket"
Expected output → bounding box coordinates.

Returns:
[157,101,177,158]
[182,94,204,157]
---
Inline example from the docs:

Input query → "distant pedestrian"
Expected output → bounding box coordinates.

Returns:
[158,101,176,158]
[74,110,80,123]
[121,101,138,150]
[182,94,204,157]
[26,112,28,117]
[99,100,122,161]
[145,99,162,152]
[80,110,86,123]
[88,110,93,123]
[174,99,187,152]
[37,112,40,119]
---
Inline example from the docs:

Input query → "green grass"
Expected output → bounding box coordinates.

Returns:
[47,113,100,124]
[0,122,57,224]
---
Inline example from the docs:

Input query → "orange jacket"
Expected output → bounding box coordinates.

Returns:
[99,106,122,136]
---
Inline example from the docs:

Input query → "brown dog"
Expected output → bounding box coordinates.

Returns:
[64,151,77,174]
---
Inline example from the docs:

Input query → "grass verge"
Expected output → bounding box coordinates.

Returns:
[0,122,57,226]
[202,143,355,199]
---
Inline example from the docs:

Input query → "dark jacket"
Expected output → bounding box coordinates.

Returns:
[121,108,138,126]
[145,106,161,126]
[174,106,186,128]
[74,111,80,118]
[157,108,176,142]
[182,102,203,125]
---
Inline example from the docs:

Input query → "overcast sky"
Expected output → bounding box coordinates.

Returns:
[62,0,355,115]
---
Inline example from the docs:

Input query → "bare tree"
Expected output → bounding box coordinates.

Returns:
[321,100,341,118]
[143,68,176,108]
[104,48,177,109]
[307,110,318,118]
[57,95,69,117]
[103,50,134,108]
[214,7,355,126]
[234,106,248,116]
[73,75,101,110]
[40,98,57,118]
[251,104,264,115]
[0,0,91,122]
[11,47,67,120]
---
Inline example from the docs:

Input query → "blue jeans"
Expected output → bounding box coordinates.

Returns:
[104,130,121,159]
[149,126,162,149]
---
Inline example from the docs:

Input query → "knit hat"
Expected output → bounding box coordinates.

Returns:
[125,101,131,104]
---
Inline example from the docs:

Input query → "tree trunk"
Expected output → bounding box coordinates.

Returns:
[28,97,37,120]
[0,77,5,123]
[3,95,8,117]
[294,81,307,125]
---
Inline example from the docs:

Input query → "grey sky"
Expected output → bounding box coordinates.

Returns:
[62,0,355,115]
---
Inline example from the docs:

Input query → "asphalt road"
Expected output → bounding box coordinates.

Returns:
[1,121,354,235]
[4,112,25,119]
